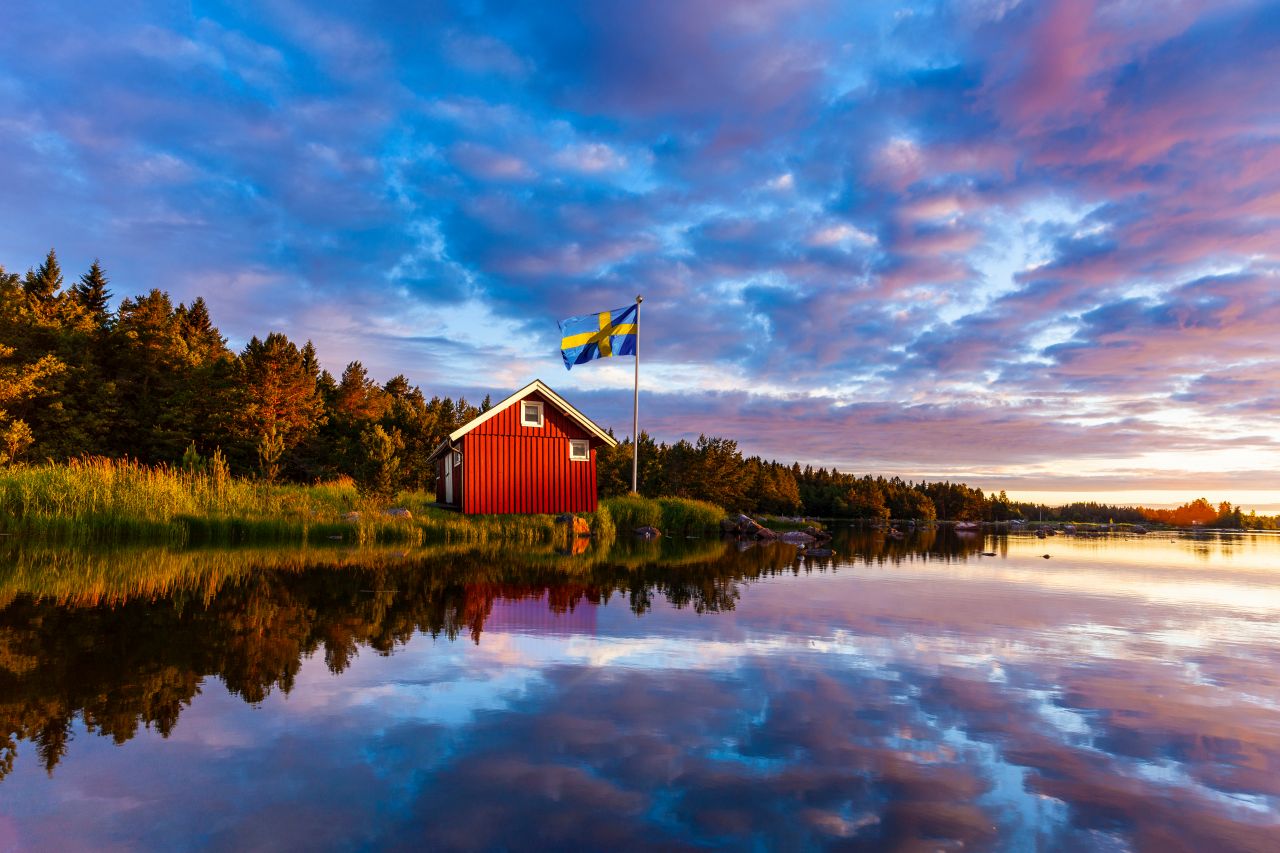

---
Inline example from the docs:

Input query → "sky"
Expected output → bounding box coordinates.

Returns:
[1,0,1277,508]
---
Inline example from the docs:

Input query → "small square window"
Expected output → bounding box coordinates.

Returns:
[521,401,544,427]
[451,451,461,467]
[569,439,589,461]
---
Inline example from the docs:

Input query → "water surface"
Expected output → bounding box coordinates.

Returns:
[1,530,1278,851]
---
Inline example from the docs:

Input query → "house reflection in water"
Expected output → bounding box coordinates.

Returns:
[457,583,602,643]
[482,591,598,638]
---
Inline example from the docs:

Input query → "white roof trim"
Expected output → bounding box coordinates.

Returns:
[447,379,618,447]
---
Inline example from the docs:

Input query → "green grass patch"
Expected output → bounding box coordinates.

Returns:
[602,494,663,532]
[602,494,725,537]
[657,497,725,536]
[0,460,726,548]
[0,458,573,547]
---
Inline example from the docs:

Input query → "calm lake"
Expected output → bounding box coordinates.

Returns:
[2,529,1279,851]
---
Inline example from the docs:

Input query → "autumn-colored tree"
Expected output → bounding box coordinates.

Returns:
[882,477,938,522]
[0,342,66,463]
[335,361,390,422]
[1140,498,1219,527]
[745,457,802,515]
[237,333,326,481]
[0,255,110,459]
[845,476,890,522]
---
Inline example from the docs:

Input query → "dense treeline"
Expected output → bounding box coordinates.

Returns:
[597,436,1275,527]
[4,250,1276,527]
[1,251,491,495]
[596,437,1050,522]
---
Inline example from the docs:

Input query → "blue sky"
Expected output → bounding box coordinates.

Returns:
[2,0,1278,506]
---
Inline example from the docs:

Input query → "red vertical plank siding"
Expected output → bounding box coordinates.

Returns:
[457,391,599,514]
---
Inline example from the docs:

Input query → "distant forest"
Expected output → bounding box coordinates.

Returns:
[2,250,1274,528]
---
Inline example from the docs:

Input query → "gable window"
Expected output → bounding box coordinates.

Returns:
[569,439,589,462]
[521,401,544,427]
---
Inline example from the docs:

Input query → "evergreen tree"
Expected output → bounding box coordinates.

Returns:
[110,290,187,460]
[71,260,112,328]
[178,297,226,363]
[2,256,103,459]
[355,424,404,502]
[22,248,63,306]
[845,476,890,522]
[382,376,435,490]
[236,332,327,480]
[335,361,389,421]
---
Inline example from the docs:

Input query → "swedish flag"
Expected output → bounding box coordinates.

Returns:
[558,303,638,370]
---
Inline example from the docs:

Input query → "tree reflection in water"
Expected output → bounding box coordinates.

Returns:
[0,528,989,778]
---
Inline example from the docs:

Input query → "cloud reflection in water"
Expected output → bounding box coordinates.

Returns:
[0,533,1278,850]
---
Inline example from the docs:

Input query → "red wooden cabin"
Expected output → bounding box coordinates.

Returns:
[426,379,617,514]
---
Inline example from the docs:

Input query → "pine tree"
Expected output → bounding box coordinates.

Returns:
[110,290,185,460]
[178,297,227,363]
[71,260,112,327]
[237,333,327,480]
[355,424,404,502]
[22,248,63,305]
[335,361,389,421]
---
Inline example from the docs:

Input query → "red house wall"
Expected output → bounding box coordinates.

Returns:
[461,391,599,514]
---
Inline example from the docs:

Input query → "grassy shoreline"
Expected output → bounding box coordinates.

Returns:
[0,458,726,546]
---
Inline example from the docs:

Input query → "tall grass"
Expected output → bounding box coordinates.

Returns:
[0,458,567,546]
[588,502,616,542]
[602,494,726,536]
[0,459,722,548]
[603,494,663,531]
[657,497,725,535]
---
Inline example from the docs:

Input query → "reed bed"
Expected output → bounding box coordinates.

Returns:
[656,497,725,536]
[0,458,579,547]
[603,494,664,532]
[603,495,726,536]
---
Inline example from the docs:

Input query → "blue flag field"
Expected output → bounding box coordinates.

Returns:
[558,303,638,370]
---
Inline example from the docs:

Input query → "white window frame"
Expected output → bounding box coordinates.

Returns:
[569,439,590,462]
[451,450,461,467]
[521,400,544,428]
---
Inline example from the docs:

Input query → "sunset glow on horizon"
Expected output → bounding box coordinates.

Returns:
[2,0,1276,506]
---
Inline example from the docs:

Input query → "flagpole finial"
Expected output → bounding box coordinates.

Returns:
[636,294,643,303]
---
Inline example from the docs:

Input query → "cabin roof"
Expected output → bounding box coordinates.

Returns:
[426,379,618,462]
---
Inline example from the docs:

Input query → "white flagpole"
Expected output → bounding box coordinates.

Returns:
[632,295,642,494]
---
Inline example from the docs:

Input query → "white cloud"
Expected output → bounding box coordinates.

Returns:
[553,142,628,174]
[765,172,795,191]
[808,223,876,248]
